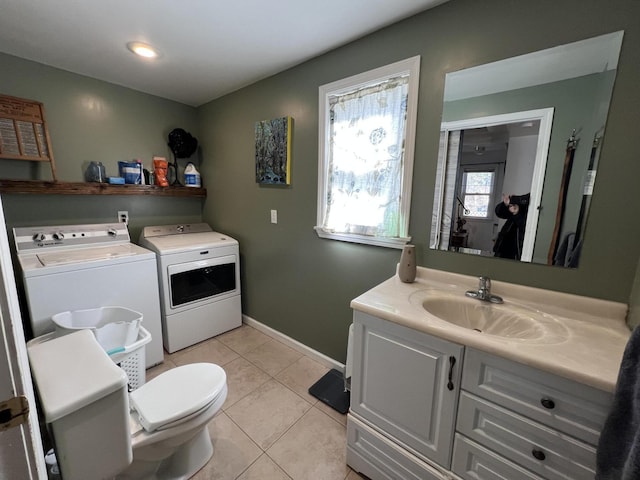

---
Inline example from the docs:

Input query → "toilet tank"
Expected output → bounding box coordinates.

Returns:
[27,330,132,480]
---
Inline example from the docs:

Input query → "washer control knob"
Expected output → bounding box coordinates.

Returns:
[32,233,46,242]
[107,228,118,237]
[52,232,64,241]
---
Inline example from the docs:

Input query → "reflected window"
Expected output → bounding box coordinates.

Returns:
[461,170,495,218]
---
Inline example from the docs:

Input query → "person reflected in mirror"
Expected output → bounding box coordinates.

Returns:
[493,193,530,260]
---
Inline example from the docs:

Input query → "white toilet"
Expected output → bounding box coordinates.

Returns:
[27,330,227,480]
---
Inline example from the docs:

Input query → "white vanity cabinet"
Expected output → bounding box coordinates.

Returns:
[347,311,464,479]
[452,349,612,480]
[347,312,614,480]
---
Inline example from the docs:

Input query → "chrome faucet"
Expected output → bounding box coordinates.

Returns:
[465,276,503,304]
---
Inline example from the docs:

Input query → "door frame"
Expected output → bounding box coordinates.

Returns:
[0,194,47,479]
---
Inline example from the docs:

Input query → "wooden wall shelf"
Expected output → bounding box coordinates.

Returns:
[0,180,207,197]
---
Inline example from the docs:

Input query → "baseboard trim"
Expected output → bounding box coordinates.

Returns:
[242,314,345,372]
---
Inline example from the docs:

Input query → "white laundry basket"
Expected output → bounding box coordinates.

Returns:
[109,326,151,390]
[51,306,150,390]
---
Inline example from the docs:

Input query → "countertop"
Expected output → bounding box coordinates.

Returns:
[350,267,631,393]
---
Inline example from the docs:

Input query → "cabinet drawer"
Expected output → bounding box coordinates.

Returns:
[452,434,543,480]
[457,392,596,480]
[347,414,446,480]
[462,348,611,445]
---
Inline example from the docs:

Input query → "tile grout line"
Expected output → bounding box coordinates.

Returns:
[222,348,315,457]
[244,350,351,463]
[262,450,295,480]
[262,406,318,462]
[223,332,349,433]
[223,346,348,467]
[149,324,354,480]
[220,409,265,454]
[243,316,345,372]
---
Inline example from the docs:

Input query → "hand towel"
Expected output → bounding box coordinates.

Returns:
[596,325,640,479]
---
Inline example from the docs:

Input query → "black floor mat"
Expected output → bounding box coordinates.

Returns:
[308,368,350,414]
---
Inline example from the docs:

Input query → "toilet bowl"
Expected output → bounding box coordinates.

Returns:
[118,362,228,479]
[27,330,227,480]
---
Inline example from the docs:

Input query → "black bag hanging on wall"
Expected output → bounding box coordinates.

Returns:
[168,128,198,158]
[167,128,198,185]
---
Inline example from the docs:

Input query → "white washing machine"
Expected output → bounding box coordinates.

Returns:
[14,222,164,368]
[139,223,242,353]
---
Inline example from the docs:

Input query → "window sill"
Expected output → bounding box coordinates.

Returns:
[314,227,410,249]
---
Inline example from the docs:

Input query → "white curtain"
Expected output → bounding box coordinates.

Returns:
[430,130,461,249]
[322,76,409,238]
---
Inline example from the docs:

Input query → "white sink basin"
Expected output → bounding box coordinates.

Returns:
[411,291,569,343]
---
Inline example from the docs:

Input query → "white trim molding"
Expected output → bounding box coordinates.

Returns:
[242,315,345,372]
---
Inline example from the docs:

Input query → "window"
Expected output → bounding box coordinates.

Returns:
[315,57,420,249]
[460,170,495,218]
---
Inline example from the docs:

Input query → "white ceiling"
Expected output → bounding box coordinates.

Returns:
[0,0,448,107]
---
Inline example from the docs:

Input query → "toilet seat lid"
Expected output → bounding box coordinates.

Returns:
[130,363,226,432]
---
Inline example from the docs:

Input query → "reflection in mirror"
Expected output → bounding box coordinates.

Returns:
[437,109,553,262]
[430,31,624,268]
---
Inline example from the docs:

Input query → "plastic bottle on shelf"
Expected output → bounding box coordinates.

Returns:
[135,159,145,185]
[184,162,201,187]
[153,157,169,187]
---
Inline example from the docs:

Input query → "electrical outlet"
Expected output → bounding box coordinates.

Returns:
[118,211,129,224]
[270,209,278,224]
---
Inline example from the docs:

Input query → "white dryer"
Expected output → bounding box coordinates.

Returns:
[14,223,163,368]
[139,223,242,353]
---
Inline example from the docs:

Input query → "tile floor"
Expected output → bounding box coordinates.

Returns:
[145,324,368,480]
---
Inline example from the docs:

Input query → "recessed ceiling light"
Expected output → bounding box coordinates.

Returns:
[126,41,160,59]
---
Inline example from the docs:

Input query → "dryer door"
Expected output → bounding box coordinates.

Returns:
[167,254,237,308]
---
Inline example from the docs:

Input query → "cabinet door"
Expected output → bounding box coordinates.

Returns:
[351,311,464,468]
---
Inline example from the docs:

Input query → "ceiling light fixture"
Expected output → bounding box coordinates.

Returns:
[126,41,160,59]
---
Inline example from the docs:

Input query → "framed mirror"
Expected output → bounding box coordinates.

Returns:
[430,31,623,268]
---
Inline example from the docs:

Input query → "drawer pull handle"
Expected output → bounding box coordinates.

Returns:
[540,398,555,409]
[447,356,456,391]
[532,448,546,461]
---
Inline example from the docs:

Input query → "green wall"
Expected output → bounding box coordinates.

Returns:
[0,52,204,238]
[198,0,640,361]
[1,0,639,363]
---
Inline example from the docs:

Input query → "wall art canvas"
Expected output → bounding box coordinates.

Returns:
[255,116,292,185]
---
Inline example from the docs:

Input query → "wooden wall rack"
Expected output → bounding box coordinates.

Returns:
[0,94,57,180]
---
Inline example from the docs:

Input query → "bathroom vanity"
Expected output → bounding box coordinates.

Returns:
[346,267,630,480]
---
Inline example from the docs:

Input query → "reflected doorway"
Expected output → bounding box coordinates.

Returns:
[437,108,553,260]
